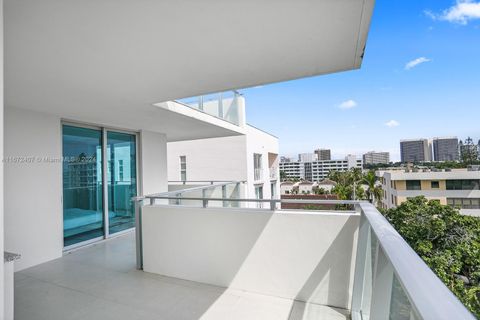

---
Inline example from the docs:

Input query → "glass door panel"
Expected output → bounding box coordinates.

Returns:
[62,125,104,247]
[107,131,137,234]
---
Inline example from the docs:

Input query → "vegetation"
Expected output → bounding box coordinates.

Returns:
[328,169,383,205]
[461,137,480,165]
[383,197,480,317]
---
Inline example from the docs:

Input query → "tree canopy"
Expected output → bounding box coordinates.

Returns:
[383,197,480,317]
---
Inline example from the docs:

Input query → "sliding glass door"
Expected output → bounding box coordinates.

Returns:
[107,131,137,234]
[63,124,137,247]
[63,125,104,247]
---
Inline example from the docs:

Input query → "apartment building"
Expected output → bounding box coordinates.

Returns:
[167,104,280,201]
[298,152,318,162]
[281,155,362,182]
[378,169,480,216]
[433,137,459,161]
[280,161,306,180]
[400,139,432,163]
[363,151,390,165]
[314,148,332,160]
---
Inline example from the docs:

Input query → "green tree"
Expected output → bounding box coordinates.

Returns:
[361,170,383,205]
[329,169,366,201]
[460,137,479,165]
[383,197,480,317]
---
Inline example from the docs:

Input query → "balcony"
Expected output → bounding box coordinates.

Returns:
[14,183,476,319]
[176,91,245,127]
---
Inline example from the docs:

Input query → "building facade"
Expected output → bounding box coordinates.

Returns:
[378,169,480,216]
[400,139,432,163]
[168,123,280,201]
[298,153,318,163]
[433,137,459,161]
[314,149,332,161]
[362,151,390,165]
[281,155,362,182]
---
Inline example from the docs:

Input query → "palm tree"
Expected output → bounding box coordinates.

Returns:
[362,170,383,205]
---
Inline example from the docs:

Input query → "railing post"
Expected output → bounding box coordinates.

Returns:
[218,92,224,118]
[222,185,227,207]
[134,199,143,270]
[175,193,181,205]
[351,210,369,318]
[199,95,204,111]
[269,200,276,211]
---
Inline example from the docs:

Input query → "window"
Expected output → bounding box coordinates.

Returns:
[447,198,480,209]
[271,182,276,199]
[431,181,439,189]
[118,160,124,182]
[446,180,480,190]
[180,156,187,181]
[406,180,421,190]
[254,154,262,180]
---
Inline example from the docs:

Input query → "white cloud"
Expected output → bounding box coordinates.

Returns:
[385,120,400,128]
[338,100,357,109]
[405,57,431,70]
[426,1,480,25]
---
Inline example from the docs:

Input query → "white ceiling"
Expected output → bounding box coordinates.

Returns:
[5,0,374,141]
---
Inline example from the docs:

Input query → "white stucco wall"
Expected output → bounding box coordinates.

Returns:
[142,205,359,309]
[0,1,4,313]
[140,131,168,196]
[4,108,169,271]
[4,107,63,271]
[167,135,248,183]
[245,126,280,200]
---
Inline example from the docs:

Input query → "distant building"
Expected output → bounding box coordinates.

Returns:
[377,168,480,217]
[298,153,317,162]
[314,149,331,161]
[400,139,432,163]
[280,161,305,180]
[280,156,292,163]
[305,155,363,182]
[280,155,362,182]
[433,137,459,162]
[363,151,390,165]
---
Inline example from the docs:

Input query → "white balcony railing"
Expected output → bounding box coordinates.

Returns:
[133,185,476,320]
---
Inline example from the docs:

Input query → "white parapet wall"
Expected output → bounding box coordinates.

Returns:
[142,206,359,310]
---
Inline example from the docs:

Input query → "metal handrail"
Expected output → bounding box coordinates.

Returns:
[353,202,476,320]
[133,191,476,319]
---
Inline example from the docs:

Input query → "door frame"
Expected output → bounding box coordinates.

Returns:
[61,120,140,251]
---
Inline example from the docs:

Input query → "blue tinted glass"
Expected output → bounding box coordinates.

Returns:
[107,131,137,234]
[63,125,104,246]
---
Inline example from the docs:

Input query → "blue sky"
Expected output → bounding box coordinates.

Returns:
[240,0,480,161]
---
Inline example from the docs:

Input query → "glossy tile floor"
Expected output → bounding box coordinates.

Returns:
[15,232,350,320]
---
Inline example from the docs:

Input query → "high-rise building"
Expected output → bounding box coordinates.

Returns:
[362,151,390,165]
[298,153,318,162]
[400,139,432,163]
[314,149,331,161]
[433,137,459,162]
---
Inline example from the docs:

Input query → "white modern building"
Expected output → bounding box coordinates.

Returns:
[305,155,363,182]
[279,161,306,180]
[298,153,318,163]
[280,155,362,182]
[363,151,390,165]
[378,169,480,216]
[167,97,280,202]
[0,1,475,320]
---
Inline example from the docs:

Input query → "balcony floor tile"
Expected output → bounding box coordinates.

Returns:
[15,232,349,320]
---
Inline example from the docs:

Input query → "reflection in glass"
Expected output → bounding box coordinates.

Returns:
[63,125,103,246]
[107,131,137,234]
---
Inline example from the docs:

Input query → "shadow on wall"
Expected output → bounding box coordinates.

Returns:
[142,207,359,312]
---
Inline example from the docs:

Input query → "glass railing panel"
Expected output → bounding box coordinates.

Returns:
[390,274,419,320]
[176,91,241,125]
[359,229,377,320]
